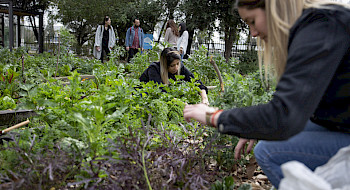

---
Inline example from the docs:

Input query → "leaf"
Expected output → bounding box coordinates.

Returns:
[105,106,127,124]
[20,83,36,92]
[238,183,252,190]
[246,161,256,180]
[73,112,91,128]
[224,176,235,189]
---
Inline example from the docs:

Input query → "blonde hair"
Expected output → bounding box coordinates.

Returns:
[238,0,349,81]
[160,48,181,84]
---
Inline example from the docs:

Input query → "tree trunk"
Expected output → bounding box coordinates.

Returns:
[29,16,39,42]
[224,26,236,62]
[157,16,169,43]
[186,29,195,57]
[168,8,175,20]
[75,43,83,55]
[74,25,89,55]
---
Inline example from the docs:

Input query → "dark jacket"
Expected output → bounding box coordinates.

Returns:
[217,5,350,140]
[139,62,208,94]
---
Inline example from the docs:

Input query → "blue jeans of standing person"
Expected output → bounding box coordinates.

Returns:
[254,120,350,188]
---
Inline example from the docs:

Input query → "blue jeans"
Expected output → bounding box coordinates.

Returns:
[254,120,350,188]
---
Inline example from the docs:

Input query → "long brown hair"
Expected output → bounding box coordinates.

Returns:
[160,47,181,84]
[166,19,179,37]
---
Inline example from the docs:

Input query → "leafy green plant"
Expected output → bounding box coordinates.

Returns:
[211,176,235,190]
[185,45,237,86]
[0,46,274,189]
[69,119,218,189]
[185,45,214,85]
[0,96,16,110]
[109,45,126,64]
[211,72,273,109]
[235,50,259,75]
[0,132,83,189]
[125,48,160,78]
[59,27,77,55]
[238,183,253,190]
[0,47,27,66]
[58,64,72,76]
[0,68,20,98]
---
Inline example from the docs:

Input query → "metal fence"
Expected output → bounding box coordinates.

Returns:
[190,41,257,58]
[22,25,39,53]
[20,26,58,54]
[20,25,257,58]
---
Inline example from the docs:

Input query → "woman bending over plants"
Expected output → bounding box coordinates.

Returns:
[184,0,350,188]
[140,47,209,105]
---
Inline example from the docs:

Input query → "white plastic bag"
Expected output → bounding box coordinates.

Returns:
[279,145,350,190]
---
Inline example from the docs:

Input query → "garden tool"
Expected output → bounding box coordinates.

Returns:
[0,120,30,135]
[0,120,30,145]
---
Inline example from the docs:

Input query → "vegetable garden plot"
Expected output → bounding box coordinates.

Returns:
[0,46,273,189]
[0,110,37,126]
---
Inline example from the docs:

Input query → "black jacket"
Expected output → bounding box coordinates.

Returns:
[139,62,208,93]
[217,6,350,140]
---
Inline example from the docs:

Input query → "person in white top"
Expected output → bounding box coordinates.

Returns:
[93,16,116,63]
[177,22,189,60]
[164,19,179,48]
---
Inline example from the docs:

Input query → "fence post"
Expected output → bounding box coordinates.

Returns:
[207,42,209,56]
[9,1,13,51]
[55,33,60,78]
[39,13,44,53]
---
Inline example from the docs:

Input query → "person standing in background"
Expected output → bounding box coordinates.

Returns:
[177,22,189,61]
[125,18,144,63]
[164,20,179,48]
[93,16,116,63]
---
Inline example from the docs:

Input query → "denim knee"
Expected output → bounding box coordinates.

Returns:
[254,141,267,162]
[254,141,283,188]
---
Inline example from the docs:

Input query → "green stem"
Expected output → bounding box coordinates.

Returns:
[142,144,152,190]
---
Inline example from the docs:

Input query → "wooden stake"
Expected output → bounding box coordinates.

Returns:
[55,33,61,78]
[0,120,30,135]
[210,56,225,94]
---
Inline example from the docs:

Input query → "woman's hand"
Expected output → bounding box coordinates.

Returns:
[234,138,256,160]
[179,47,183,54]
[184,104,212,124]
[200,90,209,105]
[202,98,209,106]
[96,46,101,52]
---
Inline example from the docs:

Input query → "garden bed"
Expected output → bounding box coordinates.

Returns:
[0,46,274,189]
[56,74,95,86]
[0,109,37,126]
[55,75,95,82]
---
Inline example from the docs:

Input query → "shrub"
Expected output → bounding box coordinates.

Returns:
[235,50,259,75]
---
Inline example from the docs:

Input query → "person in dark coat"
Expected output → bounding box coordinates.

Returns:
[184,0,350,188]
[140,47,209,105]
